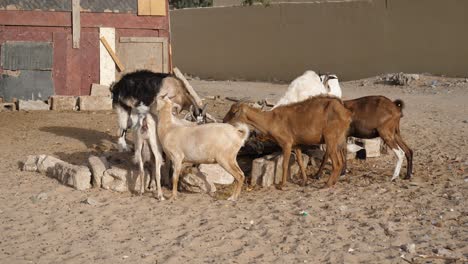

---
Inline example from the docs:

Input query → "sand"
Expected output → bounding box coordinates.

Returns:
[0,75,467,263]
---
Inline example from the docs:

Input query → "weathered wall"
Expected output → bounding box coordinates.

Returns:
[171,0,468,81]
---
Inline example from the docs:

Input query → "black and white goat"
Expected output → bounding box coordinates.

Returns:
[110,70,205,152]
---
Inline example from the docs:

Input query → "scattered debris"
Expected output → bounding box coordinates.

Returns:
[383,73,420,86]
[82,197,100,206]
[299,210,309,216]
[264,98,276,107]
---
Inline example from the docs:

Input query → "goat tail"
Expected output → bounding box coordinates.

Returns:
[233,123,250,145]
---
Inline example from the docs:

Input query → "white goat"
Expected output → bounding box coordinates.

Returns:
[132,104,165,200]
[273,71,343,110]
[155,98,249,201]
[273,71,327,109]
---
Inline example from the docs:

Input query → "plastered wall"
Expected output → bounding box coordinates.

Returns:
[171,0,468,81]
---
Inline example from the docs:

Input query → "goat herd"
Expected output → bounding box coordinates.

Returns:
[110,70,413,201]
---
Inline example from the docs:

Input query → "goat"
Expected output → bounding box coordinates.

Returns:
[315,96,413,181]
[110,70,202,152]
[320,74,342,98]
[272,71,327,109]
[155,98,249,201]
[272,71,343,110]
[224,96,352,187]
[132,106,164,200]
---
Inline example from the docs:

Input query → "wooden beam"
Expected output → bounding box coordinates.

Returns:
[173,67,203,108]
[100,36,125,72]
[72,0,80,49]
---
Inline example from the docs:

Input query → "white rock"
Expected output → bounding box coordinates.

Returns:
[37,155,62,173]
[52,163,91,191]
[88,155,109,188]
[18,100,49,111]
[179,168,216,193]
[23,155,40,172]
[199,164,234,185]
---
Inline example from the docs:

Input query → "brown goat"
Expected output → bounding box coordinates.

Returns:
[315,95,413,181]
[224,96,352,187]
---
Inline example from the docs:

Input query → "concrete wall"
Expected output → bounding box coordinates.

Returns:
[171,0,468,81]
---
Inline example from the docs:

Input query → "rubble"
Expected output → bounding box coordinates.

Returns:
[179,167,216,193]
[198,164,234,185]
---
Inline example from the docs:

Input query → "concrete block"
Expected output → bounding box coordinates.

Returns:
[50,96,77,111]
[18,100,49,111]
[52,163,92,191]
[90,83,111,97]
[102,167,129,192]
[199,164,234,185]
[0,102,16,111]
[272,153,309,184]
[261,159,276,187]
[179,167,216,193]
[355,138,382,158]
[88,155,109,188]
[250,158,264,186]
[78,96,112,111]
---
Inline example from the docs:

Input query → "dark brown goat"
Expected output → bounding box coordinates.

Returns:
[316,95,413,181]
[224,96,352,187]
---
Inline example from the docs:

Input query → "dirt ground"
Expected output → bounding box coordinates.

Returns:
[0,75,467,264]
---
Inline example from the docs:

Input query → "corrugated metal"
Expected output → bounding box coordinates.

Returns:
[0,70,54,101]
[1,41,53,70]
[0,0,137,13]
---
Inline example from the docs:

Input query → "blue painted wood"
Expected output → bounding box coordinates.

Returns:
[0,70,54,101]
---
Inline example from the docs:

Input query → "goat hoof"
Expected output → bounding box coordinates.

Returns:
[157,195,165,201]
[275,184,287,191]
[227,196,237,202]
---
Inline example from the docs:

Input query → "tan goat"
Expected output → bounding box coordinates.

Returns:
[155,98,249,201]
[223,96,352,187]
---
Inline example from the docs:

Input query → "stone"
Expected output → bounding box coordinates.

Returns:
[179,167,216,193]
[199,164,234,185]
[354,138,382,158]
[272,153,309,184]
[23,155,40,172]
[102,167,148,193]
[385,73,419,86]
[250,158,265,186]
[261,158,276,187]
[18,100,49,111]
[90,83,111,97]
[52,163,91,191]
[401,243,416,254]
[50,96,77,111]
[264,98,277,107]
[0,102,16,111]
[37,155,62,173]
[83,197,100,206]
[78,96,112,111]
[88,155,109,188]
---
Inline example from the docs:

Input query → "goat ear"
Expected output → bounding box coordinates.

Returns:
[201,104,207,116]
[194,105,200,116]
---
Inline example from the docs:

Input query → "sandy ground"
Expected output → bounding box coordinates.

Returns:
[0,75,467,264]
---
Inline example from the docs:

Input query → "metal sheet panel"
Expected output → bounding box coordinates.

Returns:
[1,41,53,70]
[0,70,54,101]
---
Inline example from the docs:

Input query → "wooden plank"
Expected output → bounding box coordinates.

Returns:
[72,0,80,49]
[173,67,203,108]
[100,36,125,72]
[120,36,166,43]
[138,0,151,16]
[150,0,166,16]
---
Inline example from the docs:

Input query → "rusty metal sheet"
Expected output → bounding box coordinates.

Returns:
[1,41,53,70]
[79,30,100,95]
[0,70,54,101]
[0,0,137,13]
[0,10,169,30]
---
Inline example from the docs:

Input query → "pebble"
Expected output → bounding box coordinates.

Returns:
[83,197,100,206]
[401,243,416,254]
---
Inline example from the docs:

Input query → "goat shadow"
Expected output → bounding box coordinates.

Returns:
[40,126,115,148]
